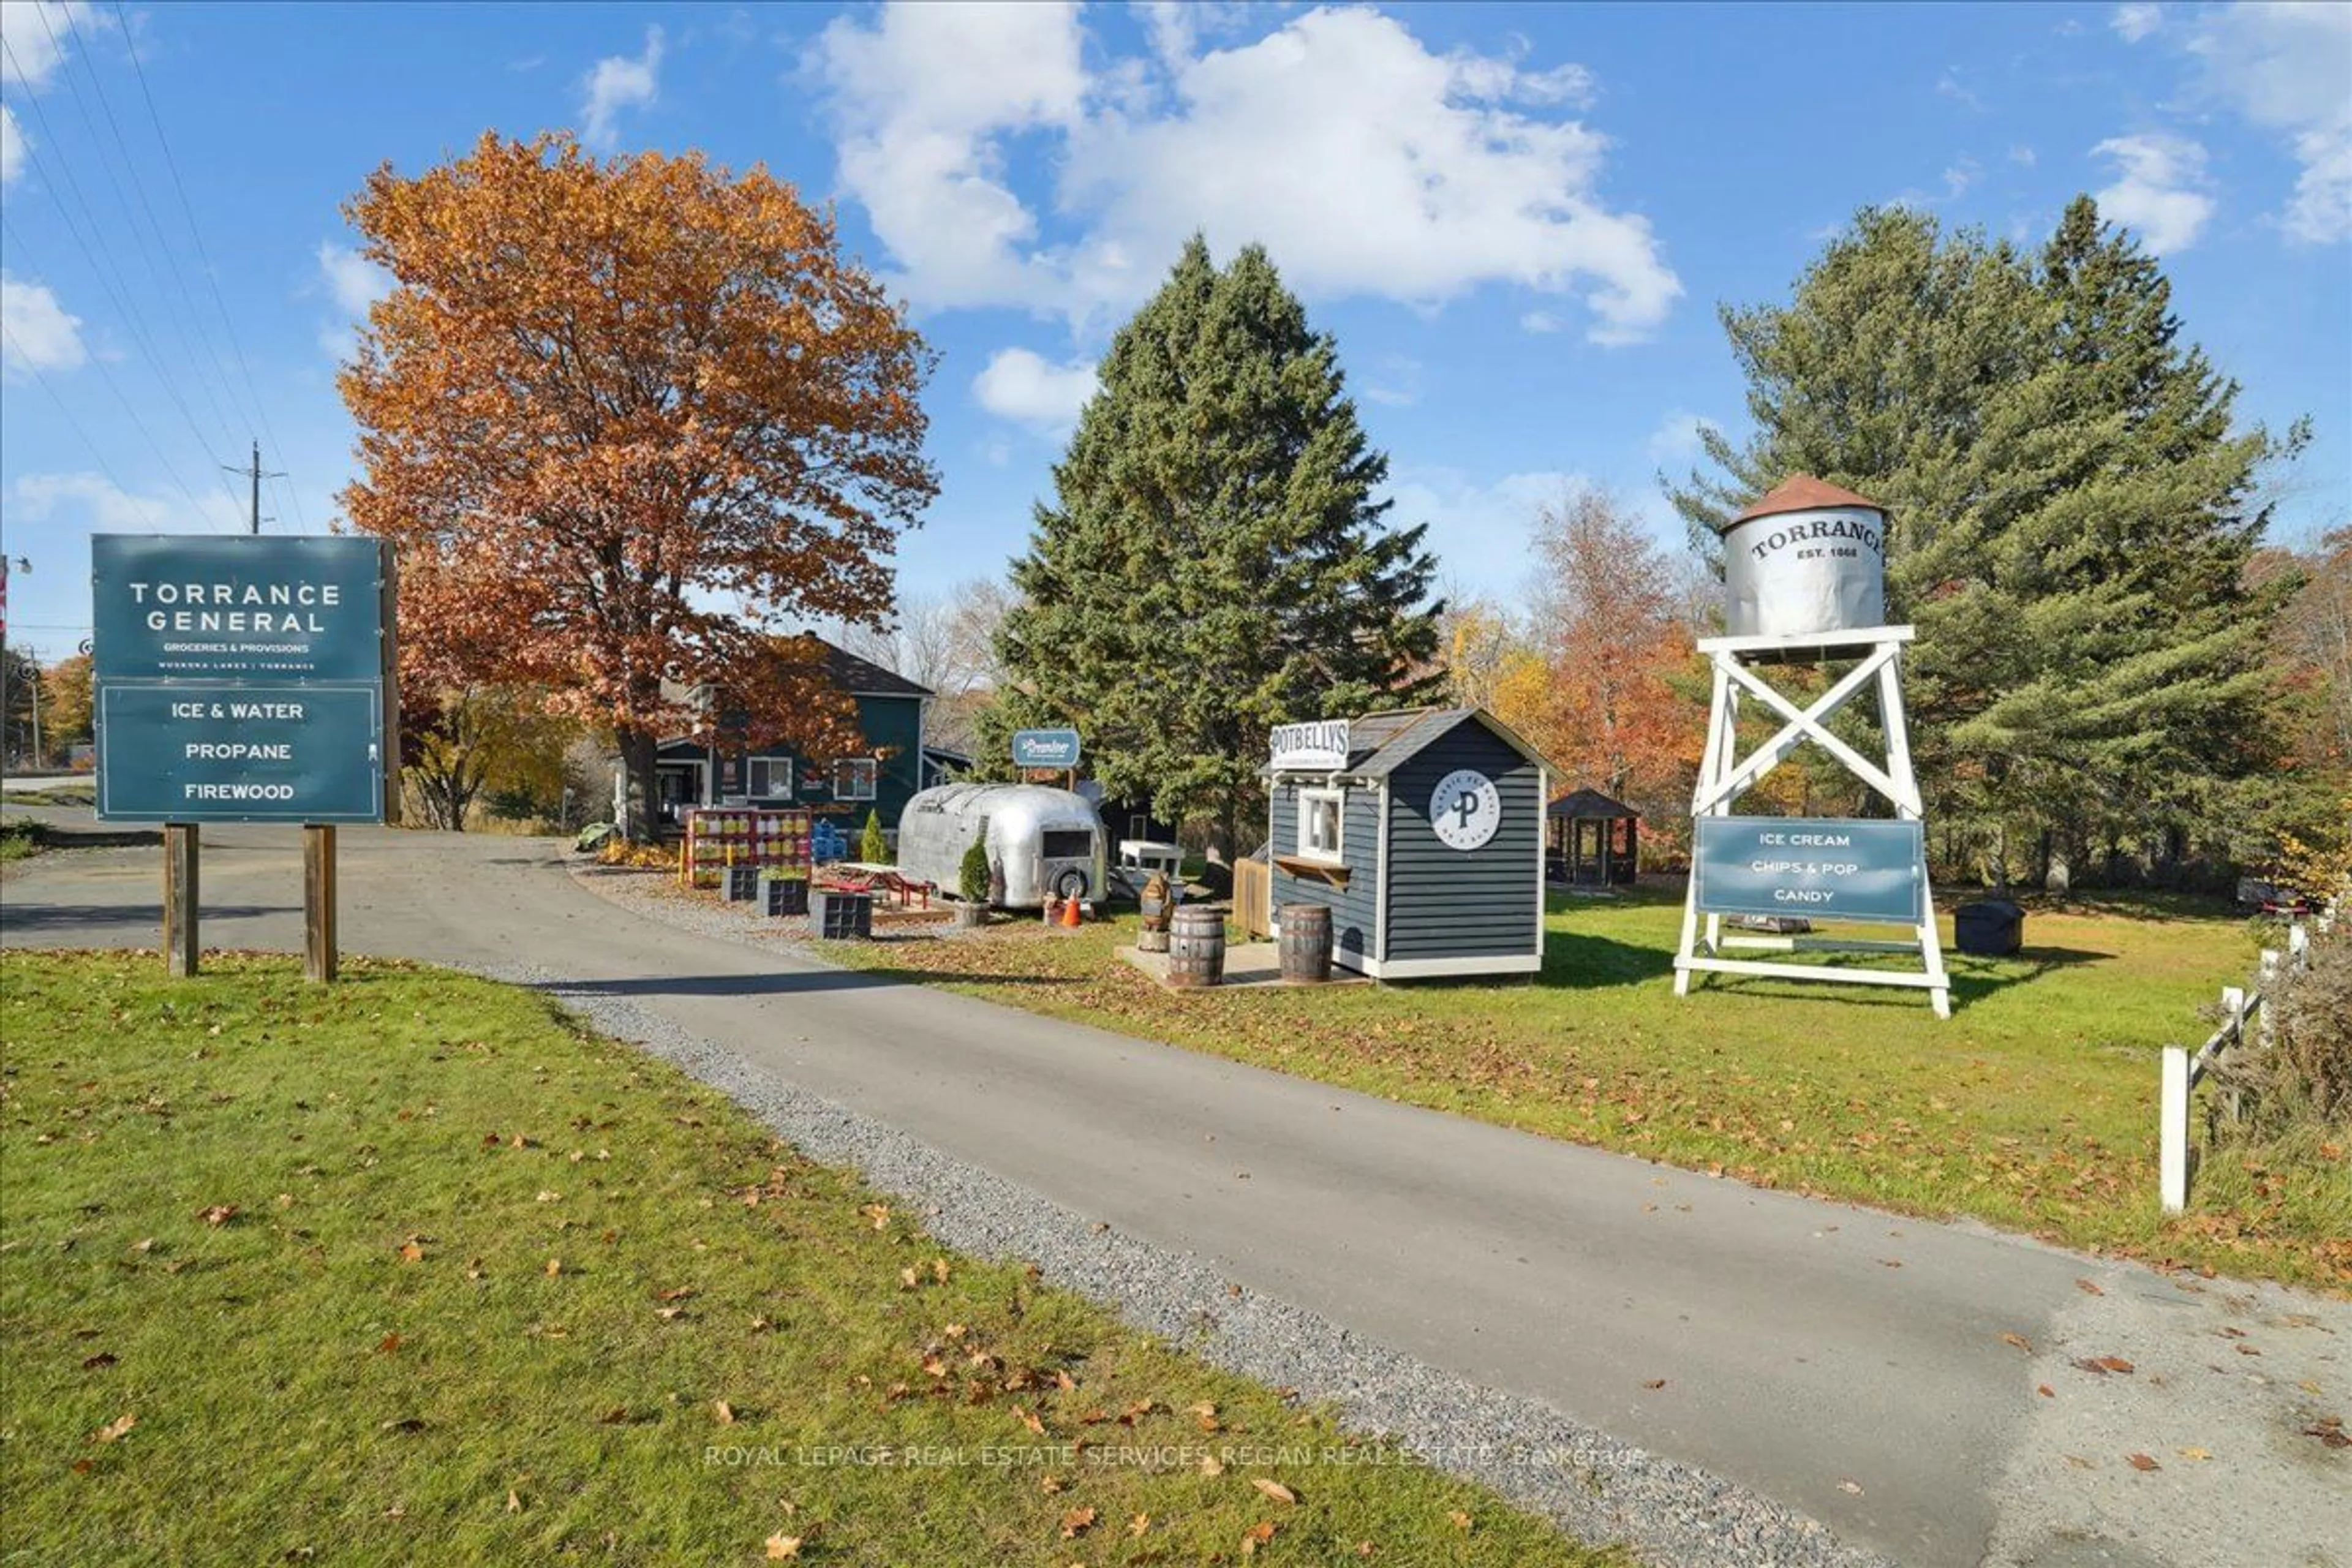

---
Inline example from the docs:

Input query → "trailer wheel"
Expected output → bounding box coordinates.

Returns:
[1053,867,1088,902]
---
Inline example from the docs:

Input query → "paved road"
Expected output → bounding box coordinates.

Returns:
[4,818,2344,1567]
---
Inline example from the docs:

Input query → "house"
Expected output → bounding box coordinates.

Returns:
[646,639,931,833]
[1264,707,1549,979]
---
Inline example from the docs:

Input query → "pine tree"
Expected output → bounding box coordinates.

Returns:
[987,238,1441,859]
[1666,201,2298,884]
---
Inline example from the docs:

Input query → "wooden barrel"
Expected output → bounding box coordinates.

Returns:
[1277,903,1332,983]
[1166,906,1226,988]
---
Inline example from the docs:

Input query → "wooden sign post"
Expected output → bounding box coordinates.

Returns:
[164,821,199,977]
[304,824,337,982]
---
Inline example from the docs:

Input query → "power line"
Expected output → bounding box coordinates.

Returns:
[108,0,314,535]
[0,36,241,516]
[0,216,227,529]
[43,2,251,459]
[0,323,145,500]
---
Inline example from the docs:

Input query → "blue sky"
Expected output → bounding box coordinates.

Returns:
[2,0,2346,661]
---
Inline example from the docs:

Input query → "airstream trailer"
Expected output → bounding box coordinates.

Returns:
[897,783,1107,910]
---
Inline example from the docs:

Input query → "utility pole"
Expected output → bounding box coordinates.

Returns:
[223,440,285,534]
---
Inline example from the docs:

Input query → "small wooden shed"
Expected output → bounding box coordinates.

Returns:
[1547,787,1640,886]
[1265,707,1549,980]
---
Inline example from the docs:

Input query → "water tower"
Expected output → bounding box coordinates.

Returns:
[1672,477,1950,1017]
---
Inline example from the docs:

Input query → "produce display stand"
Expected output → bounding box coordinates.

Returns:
[680,807,813,890]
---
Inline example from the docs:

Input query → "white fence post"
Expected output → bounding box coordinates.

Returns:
[2160,1045,2190,1214]
[2256,954,2278,1047]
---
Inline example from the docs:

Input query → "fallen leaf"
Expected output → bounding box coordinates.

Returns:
[1014,1406,1045,1436]
[1447,1510,1472,1532]
[81,1352,117,1371]
[1060,1506,1096,1539]
[2127,1453,2160,1472]
[198,1205,238,1227]
[93,1412,135,1444]
[2177,1447,2211,1461]
[2075,1355,2135,1376]
[899,1267,919,1291]
[1252,1477,1297,1506]
[1642,1379,1667,1390]
[398,1241,424,1264]
[507,1490,522,1512]
[2075,1278,2104,1296]
[714,1401,735,1425]
[1128,1513,1150,1537]
[2000,1332,2034,1354]
[1199,1453,1225,1477]
[378,1333,402,1354]
[2236,1344,2262,1357]
[545,1258,563,1277]
[1039,1474,1064,1494]
[1241,1520,1277,1555]
[1838,1479,1864,1496]
[1878,1259,1902,1269]
[764,1534,801,1560]
[2037,1384,2056,1398]
[2064,1455,2094,1469]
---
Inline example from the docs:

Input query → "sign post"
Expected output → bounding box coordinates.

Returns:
[92,535,395,981]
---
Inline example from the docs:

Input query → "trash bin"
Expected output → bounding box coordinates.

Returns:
[1954,898,2024,957]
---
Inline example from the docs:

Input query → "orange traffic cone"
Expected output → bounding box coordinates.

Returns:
[1060,894,1082,928]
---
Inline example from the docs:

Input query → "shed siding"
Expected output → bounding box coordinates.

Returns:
[1382,725,1543,960]
[1268,783,1382,960]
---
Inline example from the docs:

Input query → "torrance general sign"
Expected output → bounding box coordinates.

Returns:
[93,535,396,823]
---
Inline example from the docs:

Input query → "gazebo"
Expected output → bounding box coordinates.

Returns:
[1547,787,1639,887]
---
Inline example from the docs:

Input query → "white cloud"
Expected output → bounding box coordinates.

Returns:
[315,241,392,315]
[1519,309,1566,334]
[1361,353,1421,409]
[2111,4,2162,43]
[0,272,85,372]
[972,347,1098,432]
[1382,466,1589,596]
[580,25,665,148]
[0,2,105,89]
[313,241,393,360]
[809,4,1679,344]
[2008,143,2037,167]
[10,470,238,532]
[0,104,23,186]
[2092,133,2217,252]
[811,2,1088,312]
[1645,410,1711,464]
[2189,2,2352,244]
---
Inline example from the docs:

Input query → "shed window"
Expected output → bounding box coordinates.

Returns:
[1297,788,1344,862]
[748,757,793,799]
[834,759,878,801]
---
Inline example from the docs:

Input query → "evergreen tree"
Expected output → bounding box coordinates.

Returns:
[1667,200,2297,884]
[987,239,1441,858]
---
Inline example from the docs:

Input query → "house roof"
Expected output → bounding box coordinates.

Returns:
[1725,473,1885,529]
[1272,706,1551,780]
[1548,786,1640,820]
[818,639,932,699]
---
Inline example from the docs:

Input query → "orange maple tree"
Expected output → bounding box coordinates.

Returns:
[1498,488,1705,837]
[337,132,937,834]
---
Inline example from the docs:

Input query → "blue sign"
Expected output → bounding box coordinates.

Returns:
[1012,728,1082,768]
[97,684,385,823]
[93,535,390,684]
[91,535,394,824]
[1693,816,1926,925]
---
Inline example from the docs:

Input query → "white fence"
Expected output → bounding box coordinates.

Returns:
[2159,921,2313,1213]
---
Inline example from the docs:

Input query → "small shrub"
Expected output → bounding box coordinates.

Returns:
[959,839,991,903]
[860,809,889,864]
[2215,924,2352,1133]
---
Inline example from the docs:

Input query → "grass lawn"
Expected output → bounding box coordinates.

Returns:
[816,886,2350,1291]
[0,951,1617,1567]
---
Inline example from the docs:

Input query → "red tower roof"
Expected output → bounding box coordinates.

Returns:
[1730,474,1886,526]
